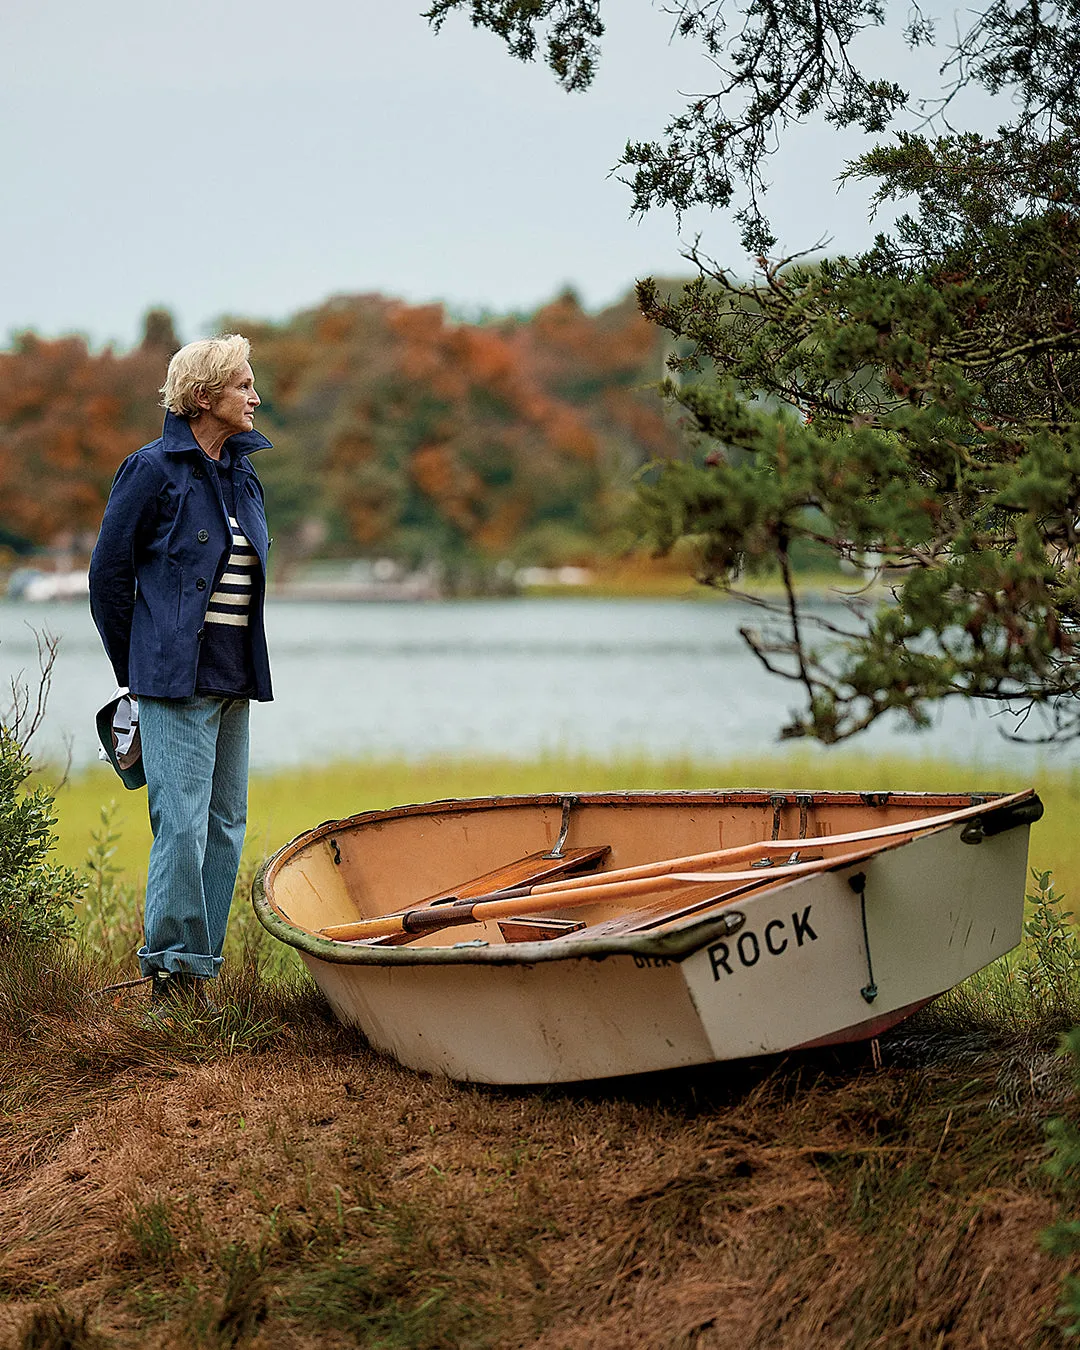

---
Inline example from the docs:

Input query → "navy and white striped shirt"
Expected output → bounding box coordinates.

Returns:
[195,455,258,697]
[205,516,257,629]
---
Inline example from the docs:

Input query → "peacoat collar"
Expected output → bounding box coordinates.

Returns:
[160,410,273,458]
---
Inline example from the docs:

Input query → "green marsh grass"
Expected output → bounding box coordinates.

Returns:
[30,747,1080,996]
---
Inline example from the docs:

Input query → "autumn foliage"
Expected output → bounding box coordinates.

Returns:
[0,291,680,578]
[0,316,175,554]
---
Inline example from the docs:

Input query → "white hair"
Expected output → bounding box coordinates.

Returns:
[160,334,251,417]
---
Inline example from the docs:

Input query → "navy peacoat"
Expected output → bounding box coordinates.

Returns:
[89,412,274,701]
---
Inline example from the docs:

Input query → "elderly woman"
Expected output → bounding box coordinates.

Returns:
[89,334,272,1010]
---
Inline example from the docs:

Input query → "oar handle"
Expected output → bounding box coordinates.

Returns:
[402,900,478,934]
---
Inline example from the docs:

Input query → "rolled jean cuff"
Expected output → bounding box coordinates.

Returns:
[138,947,222,979]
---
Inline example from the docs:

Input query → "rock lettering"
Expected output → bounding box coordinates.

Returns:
[737,931,760,967]
[707,905,819,981]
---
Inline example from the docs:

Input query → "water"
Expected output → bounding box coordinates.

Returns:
[0,596,1069,773]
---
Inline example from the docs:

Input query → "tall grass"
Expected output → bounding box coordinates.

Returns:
[22,747,1079,1014]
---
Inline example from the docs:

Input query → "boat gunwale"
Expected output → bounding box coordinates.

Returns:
[251,788,1039,968]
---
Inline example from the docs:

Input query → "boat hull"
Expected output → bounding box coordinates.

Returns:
[254,790,1037,1084]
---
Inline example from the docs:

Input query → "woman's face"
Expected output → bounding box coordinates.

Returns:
[206,362,260,434]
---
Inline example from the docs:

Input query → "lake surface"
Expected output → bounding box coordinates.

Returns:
[0,596,1070,772]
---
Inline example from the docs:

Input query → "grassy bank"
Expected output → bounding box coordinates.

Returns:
[2,939,1079,1348]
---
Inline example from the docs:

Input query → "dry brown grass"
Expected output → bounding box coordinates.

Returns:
[1,945,1077,1350]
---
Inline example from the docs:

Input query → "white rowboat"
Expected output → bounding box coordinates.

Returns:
[252,788,1041,1084]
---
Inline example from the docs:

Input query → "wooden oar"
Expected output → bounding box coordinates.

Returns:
[339,790,1030,941]
[319,841,886,943]
[318,790,1034,944]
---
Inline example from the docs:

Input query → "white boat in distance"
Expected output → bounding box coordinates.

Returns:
[253,788,1042,1084]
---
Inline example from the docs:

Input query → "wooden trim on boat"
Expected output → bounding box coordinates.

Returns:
[252,858,749,965]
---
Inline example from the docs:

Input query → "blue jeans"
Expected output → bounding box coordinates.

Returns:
[137,696,250,979]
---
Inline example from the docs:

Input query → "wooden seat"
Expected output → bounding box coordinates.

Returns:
[497,917,587,944]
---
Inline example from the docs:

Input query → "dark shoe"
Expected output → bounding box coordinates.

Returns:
[148,971,219,1016]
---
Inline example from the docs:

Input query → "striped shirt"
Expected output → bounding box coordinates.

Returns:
[196,451,259,696]
[205,516,257,628]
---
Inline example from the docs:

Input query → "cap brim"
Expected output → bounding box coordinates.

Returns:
[95,700,146,790]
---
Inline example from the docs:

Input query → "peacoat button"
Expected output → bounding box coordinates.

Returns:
[197,529,209,542]
[193,467,204,479]
[196,578,206,591]
[196,628,205,641]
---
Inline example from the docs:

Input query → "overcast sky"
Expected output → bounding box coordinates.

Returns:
[1,1,979,349]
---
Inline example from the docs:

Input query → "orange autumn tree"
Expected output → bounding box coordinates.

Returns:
[245,291,673,585]
[510,288,675,460]
[389,301,602,562]
[1,292,684,584]
[0,313,175,555]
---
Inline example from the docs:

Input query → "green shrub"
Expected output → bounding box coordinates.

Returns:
[1018,871,1080,1029]
[0,724,84,947]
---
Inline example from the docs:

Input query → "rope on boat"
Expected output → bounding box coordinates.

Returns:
[848,871,878,1004]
